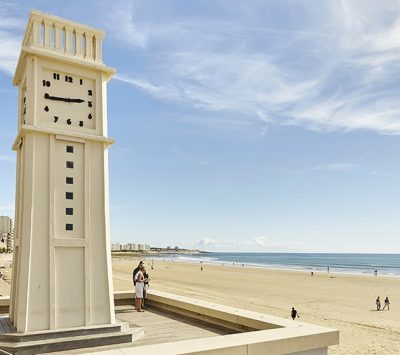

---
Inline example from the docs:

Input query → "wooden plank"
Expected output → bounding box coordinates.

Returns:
[115,305,233,348]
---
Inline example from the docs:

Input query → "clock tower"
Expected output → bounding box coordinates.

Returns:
[10,11,116,333]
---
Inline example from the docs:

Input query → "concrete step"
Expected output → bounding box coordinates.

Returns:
[0,323,127,343]
[0,328,143,355]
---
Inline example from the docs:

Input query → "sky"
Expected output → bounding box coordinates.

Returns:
[0,0,399,253]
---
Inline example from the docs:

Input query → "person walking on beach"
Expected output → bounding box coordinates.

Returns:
[134,264,145,312]
[376,296,381,311]
[382,296,390,310]
[291,307,299,320]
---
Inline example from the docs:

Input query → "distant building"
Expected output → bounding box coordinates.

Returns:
[0,216,13,252]
[111,242,150,252]
[111,243,122,251]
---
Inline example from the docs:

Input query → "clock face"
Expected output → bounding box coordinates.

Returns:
[41,68,95,129]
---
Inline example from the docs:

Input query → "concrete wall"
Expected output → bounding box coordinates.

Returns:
[1,290,339,355]
[113,290,339,355]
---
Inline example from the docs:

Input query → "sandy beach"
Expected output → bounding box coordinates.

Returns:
[0,255,398,354]
[113,256,400,355]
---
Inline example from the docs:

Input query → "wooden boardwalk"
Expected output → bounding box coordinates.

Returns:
[115,305,235,347]
[0,306,235,353]
[48,305,236,353]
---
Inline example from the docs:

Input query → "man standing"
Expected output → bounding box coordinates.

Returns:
[142,268,150,309]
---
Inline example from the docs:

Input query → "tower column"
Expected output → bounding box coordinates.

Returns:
[11,10,117,333]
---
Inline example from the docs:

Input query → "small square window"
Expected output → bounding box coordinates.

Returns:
[66,177,73,184]
[66,223,73,231]
[66,161,74,169]
[66,145,74,153]
[66,208,73,215]
[66,192,73,200]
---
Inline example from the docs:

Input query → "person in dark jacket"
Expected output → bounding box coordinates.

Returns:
[291,307,299,320]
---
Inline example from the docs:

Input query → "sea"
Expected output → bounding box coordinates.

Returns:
[160,253,400,277]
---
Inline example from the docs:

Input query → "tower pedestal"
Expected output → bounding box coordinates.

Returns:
[0,319,141,355]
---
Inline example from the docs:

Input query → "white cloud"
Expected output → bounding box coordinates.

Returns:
[222,239,236,245]
[0,29,21,75]
[195,236,307,252]
[3,1,399,135]
[245,236,267,246]
[0,4,24,75]
[309,162,361,172]
[0,155,15,162]
[198,238,217,246]
[111,1,400,135]
[106,0,147,47]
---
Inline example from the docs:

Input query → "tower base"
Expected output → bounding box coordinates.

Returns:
[0,319,142,355]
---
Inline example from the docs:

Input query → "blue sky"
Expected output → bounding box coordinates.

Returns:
[0,0,399,253]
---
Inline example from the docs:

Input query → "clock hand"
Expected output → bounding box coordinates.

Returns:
[44,93,85,103]
[44,93,65,101]
[68,98,85,103]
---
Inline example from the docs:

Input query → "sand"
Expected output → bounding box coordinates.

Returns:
[113,257,400,355]
[0,255,398,354]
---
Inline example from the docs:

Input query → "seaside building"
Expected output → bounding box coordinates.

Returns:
[111,243,122,251]
[111,242,149,251]
[0,216,14,252]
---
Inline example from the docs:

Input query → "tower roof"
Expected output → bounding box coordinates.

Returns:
[13,10,114,85]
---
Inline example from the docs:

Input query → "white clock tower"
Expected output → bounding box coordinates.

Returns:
[10,11,117,333]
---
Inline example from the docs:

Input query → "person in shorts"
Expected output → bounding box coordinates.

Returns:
[382,296,390,311]
[376,296,381,311]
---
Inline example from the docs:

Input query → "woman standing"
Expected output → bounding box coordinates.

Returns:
[134,265,145,312]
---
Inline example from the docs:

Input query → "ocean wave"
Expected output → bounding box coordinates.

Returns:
[158,252,400,277]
